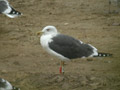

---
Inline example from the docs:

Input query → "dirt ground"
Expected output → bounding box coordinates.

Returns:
[0,0,120,90]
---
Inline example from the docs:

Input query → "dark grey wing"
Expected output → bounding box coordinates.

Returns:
[0,78,7,88]
[49,34,94,59]
[0,1,8,13]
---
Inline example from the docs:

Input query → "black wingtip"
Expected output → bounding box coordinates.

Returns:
[94,52,113,57]
[9,7,22,15]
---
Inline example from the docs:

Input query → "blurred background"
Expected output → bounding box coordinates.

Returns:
[0,0,120,90]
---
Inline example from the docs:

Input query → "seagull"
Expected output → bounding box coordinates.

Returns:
[37,26,112,74]
[0,78,20,90]
[0,0,22,18]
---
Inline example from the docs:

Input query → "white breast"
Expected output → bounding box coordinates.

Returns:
[40,34,69,61]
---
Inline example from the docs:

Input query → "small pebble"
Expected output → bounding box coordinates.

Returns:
[64,23,69,25]
[1,69,7,73]
[112,23,120,26]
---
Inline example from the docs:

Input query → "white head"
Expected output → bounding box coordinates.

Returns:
[41,26,58,35]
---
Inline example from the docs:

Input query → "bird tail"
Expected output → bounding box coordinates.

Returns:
[6,7,22,18]
[94,52,112,57]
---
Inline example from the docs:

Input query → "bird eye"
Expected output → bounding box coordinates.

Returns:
[46,29,50,31]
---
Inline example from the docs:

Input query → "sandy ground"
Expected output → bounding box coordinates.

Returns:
[0,0,120,90]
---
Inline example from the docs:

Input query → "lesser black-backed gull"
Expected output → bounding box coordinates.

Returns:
[0,0,22,18]
[37,26,112,74]
[0,78,20,90]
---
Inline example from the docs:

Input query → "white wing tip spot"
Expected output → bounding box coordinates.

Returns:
[103,54,106,57]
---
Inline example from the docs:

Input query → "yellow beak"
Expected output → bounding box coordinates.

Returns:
[36,31,43,36]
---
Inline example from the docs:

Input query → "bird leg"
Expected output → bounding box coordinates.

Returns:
[59,61,65,74]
